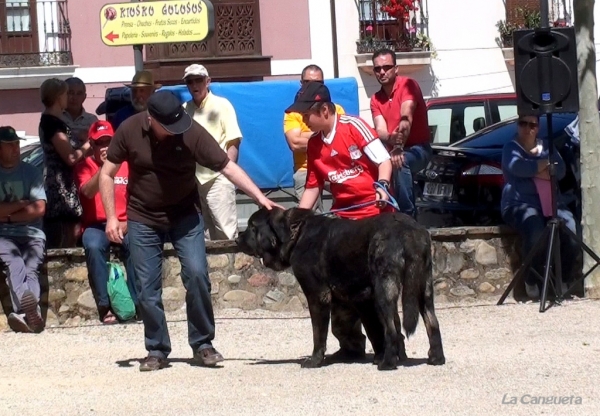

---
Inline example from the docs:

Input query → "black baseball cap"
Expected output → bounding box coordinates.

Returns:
[285,81,332,113]
[0,126,24,143]
[147,90,192,134]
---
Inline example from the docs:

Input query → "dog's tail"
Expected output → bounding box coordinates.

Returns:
[401,233,433,339]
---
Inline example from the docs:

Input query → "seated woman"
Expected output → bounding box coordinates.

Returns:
[501,114,579,299]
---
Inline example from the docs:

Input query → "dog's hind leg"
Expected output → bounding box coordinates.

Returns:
[394,312,408,362]
[301,291,332,369]
[421,280,446,366]
[373,278,400,371]
[356,300,385,365]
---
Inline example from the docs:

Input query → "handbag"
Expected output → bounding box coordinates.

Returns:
[107,262,136,321]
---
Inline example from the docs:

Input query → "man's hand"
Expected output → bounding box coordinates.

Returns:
[397,119,411,142]
[118,221,128,236]
[106,217,123,244]
[390,147,405,169]
[258,196,285,210]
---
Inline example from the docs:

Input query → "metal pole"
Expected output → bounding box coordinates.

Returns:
[540,0,550,28]
[132,0,144,72]
[329,0,339,78]
[133,45,144,72]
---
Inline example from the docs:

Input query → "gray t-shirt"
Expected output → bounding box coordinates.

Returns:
[0,162,47,240]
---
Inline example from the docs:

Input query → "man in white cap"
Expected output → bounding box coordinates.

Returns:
[183,64,242,240]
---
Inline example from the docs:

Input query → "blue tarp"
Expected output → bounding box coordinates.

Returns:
[161,77,360,189]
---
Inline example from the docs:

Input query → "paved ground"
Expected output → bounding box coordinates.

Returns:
[1,298,599,416]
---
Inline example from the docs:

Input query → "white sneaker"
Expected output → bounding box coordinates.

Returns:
[525,282,540,299]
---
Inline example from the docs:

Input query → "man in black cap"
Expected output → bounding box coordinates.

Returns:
[285,81,393,362]
[99,90,282,372]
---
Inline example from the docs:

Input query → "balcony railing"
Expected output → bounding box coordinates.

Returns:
[356,0,430,54]
[498,0,573,48]
[0,0,72,68]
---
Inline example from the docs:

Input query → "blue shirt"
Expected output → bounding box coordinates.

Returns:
[0,162,47,240]
[501,137,566,214]
[111,104,137,130]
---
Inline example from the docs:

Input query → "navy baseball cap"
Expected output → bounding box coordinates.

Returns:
[285,81,331,113]
[147,91,192,135]
[0,126,24,143]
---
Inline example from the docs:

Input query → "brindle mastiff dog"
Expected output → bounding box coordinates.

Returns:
[236,207,445,370]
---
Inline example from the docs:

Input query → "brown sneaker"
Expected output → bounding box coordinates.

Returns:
[21,290,43,333]
[194,347,224,367]
[139,355,166,372]
[7,313,33,333]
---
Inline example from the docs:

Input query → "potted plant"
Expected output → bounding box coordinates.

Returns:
[496,19,518,47]
[412,32,438,59]
[496,7,541,48]
[356,25,391,54]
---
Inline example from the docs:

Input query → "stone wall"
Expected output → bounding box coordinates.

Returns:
[0,226,584,329]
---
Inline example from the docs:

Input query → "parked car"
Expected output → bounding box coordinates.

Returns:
[20,142,44,172]
[426,93,517,145]
[415,113,581,228]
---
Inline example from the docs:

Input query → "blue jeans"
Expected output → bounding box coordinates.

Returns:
[128,213,213,359]
[502,204,579,286]
[393,144,432,218]
[82,224,138,318]
[0,236,45,313]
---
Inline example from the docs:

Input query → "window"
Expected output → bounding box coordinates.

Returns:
[428,108,452,144]
[428,102,486,145]
[356,0,429,53]
[0,0,71,67]
[464,105,487,135]
[6,1,30,31]
[497,104,519,121]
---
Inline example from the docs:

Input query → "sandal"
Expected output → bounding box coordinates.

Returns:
[102,311,118,325]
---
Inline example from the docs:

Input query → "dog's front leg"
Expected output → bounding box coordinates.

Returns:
[301,292,331,368]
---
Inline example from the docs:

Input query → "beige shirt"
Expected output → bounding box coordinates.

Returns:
[184,92,242,184]
[62,109,98,147]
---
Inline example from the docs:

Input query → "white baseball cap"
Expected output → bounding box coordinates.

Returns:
[183,64,209,79]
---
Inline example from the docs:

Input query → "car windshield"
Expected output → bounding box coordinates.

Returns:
[450,113,577,149]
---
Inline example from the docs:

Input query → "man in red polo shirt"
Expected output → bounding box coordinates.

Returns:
[370,48,432,219]
[74,120,137,325]
[286,81,392,361]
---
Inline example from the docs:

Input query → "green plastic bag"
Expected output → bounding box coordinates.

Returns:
[107,262,136,321]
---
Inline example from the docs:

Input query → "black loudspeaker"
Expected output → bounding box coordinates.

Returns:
[513,26,579,115]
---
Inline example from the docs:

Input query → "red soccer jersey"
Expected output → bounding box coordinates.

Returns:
[305,114,389,219]
[74,157,129,228]
[370,76,430,147]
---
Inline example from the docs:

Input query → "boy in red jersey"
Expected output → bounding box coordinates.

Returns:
[286,81,393,219]
[284,81,392,361]
[74,120,138,324]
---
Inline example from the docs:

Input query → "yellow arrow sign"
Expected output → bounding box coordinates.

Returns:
[100,0,214,47]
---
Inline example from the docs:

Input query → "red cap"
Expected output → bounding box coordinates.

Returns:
[88,120,114,141]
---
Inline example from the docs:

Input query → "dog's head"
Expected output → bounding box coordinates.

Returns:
[236,207,313,271]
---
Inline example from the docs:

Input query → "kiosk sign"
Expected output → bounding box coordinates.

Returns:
[100,0,214,46]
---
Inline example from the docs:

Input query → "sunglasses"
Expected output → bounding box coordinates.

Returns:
[373,65,395,73]
[518,120,539,129]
